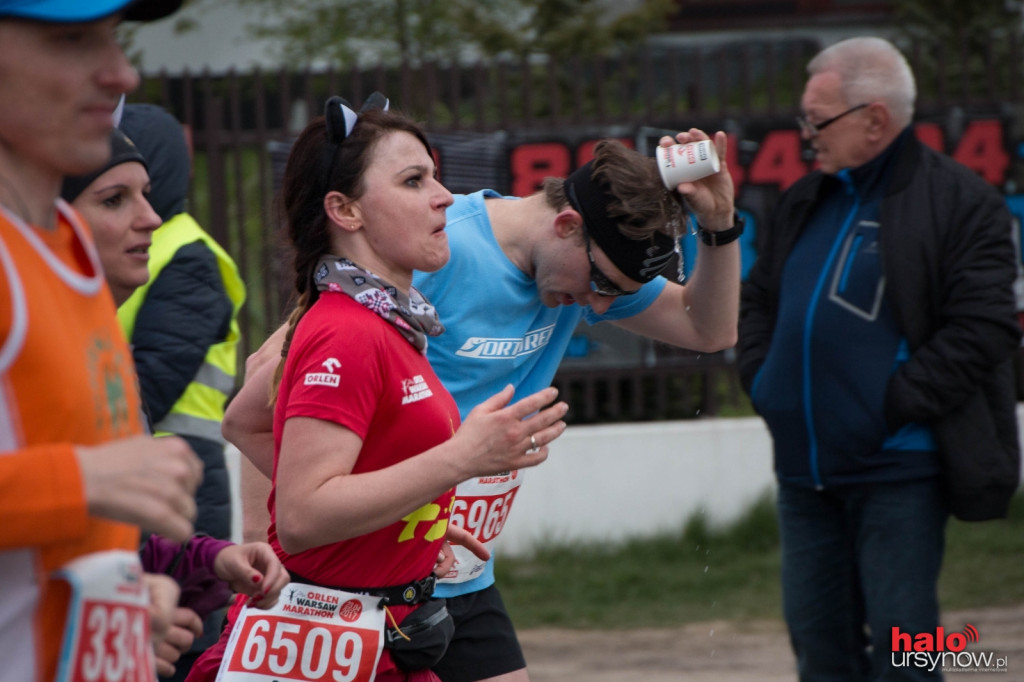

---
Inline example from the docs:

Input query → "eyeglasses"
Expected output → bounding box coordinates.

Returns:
[795,103,869,137]
[582,228,639,297]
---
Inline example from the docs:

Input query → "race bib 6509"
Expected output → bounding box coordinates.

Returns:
[217,583,385,682]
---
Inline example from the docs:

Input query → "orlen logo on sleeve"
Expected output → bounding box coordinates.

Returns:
[305,357,341,387]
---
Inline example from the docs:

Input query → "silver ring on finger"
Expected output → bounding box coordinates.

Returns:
[529,434,538,452]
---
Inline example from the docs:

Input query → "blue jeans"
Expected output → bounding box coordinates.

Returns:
[777,478,948,681]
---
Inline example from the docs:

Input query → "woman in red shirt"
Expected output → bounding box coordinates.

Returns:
[190,96,567,682]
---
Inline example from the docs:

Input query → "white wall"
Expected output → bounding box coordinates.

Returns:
[495,417,775,556]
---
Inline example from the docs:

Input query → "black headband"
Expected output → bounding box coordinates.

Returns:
[563,161,675,283]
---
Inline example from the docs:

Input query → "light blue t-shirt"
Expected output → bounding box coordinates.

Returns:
[414,190,665,597]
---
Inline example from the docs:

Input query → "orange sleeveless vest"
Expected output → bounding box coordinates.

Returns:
[0,201,143,681]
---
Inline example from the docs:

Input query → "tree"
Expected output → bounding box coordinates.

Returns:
[891,0,1023,101]
[188,0,675,67]
[893,0,1021,44]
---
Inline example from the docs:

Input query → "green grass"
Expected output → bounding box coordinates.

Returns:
[495,492,1024,630]
[941,495,1024,609]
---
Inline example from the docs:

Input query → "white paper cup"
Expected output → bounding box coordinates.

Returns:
[656,140,721,189]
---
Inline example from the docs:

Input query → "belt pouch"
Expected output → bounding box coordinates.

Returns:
[385,598,455,671]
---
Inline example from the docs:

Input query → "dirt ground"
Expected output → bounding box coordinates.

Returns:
[519,603,1024,681]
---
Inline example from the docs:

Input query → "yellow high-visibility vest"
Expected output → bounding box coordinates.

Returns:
[118,212,245,442]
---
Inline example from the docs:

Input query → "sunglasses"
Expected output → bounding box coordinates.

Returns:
[795,103,869,137]
[582,227,639,297]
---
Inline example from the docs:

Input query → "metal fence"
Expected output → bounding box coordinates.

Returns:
[130,33,1023,421]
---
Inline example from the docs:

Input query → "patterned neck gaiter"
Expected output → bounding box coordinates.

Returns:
[313,256,444,353]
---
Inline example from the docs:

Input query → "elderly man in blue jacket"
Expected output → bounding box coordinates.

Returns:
[738,37,1020,681]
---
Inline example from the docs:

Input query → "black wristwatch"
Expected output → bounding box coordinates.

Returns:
[696,213,745,247]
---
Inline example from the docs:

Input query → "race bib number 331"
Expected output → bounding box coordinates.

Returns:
[71,599,150,682]
[55,550,153,682]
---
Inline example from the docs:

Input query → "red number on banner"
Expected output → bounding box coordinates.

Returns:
[746,130,806,191]
[914,122,944,152]
[229,616,376,682]
[953,119,1009,186]
[510,143,570,197]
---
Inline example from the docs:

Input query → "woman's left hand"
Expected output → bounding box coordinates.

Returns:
[212,541,291,609]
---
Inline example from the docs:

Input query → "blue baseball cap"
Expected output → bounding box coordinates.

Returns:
[0,0,183,22]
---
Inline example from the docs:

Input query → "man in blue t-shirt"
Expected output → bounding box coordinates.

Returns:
[230,125,742,682]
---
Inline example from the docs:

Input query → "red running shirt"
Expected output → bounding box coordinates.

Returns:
[270,292,459,589]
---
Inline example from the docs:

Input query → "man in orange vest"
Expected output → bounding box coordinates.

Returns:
[0,1,203,679]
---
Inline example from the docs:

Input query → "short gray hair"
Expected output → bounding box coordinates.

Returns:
[808,37,916,128]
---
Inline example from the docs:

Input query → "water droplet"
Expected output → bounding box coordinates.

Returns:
[704,565,709,573]
[708,629,715,637]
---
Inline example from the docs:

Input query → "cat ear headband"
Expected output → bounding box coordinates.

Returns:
[321,92,390,194]
[324,91,390,144]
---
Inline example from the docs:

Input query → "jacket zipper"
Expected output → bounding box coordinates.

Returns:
[802,175,861,488]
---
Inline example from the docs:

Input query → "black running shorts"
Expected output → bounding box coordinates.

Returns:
[431,584,527,682]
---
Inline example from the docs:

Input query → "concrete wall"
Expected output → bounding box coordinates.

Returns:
[495,417,775,556]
